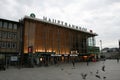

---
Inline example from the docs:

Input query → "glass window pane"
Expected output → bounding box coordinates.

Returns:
[0,31,2,38]
[10,42,12,48]
[6,42,8,48]
[4,42,7,48]
[8,32,12,38]
[8,42,10,48]
[1,42,3,48]
[12,33,17,39]
[13,24,17,30]
[13,42,16,48]
[8,23,13,29]
[3,22,8,28]
[2,31,7,39]
[2,42,5,48]
[0,21,2,27]
[0,41,1,48]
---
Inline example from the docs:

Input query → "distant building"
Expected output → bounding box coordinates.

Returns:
[101,47,120,59]
[0,18,22,67]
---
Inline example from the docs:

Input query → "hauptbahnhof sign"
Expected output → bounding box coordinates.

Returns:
[42,16,87,32]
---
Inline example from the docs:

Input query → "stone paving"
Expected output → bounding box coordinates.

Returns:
[0,60,120,80]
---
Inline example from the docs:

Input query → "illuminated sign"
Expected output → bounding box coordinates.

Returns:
[51,54,61,56]
[70,54,78,56]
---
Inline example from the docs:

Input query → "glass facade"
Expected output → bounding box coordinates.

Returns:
[88,37,95,46]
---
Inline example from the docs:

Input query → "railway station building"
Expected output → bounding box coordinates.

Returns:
[21,15,99,66]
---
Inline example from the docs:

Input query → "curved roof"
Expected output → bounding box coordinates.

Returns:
[24,16,98,36]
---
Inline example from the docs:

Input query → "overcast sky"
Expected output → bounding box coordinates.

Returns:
[0,0,120,48]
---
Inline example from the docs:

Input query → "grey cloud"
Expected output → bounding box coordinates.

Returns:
[0,0,120,48]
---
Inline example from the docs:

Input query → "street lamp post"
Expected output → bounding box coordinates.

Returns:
[100,40,103,59]
[119,40,120,54]
[100,40,102,54]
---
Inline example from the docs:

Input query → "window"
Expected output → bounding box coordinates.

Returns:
[12,42,17,48]
[2,42,6,48]
[2,31,7,39]
[0,21,2,28]
[7,42,10,48]
[11,42,16,48]
[13,24,17,30]
[9,42,12,48]
[12,32,17,39]
[8,32,12,39]
[4,42,7,48]
[6,42,8,48]
[0,41,1,48]
[3,22,8,28]
[0,41,8,48]
[0,31,2,38]
[8,23,13,29]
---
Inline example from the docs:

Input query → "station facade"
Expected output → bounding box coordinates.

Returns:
[21,16,99,66]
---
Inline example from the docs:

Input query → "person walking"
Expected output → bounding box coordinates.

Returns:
[102,65,105,72]
[86,58,89,66]
[72,60,75,67]
[117,58,119,63]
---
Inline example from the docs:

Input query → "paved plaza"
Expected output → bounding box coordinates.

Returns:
[0,60,120,80]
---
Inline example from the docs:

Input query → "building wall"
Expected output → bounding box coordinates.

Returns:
[23,18,93,55]
[0,19,21,67]
[0,19,21,54]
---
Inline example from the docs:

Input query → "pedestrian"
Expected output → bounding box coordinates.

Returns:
[117,58,119,63]
[87,59,89,66]
[72,60,75,67]
[87,61,89,66]
[102,65,105,72]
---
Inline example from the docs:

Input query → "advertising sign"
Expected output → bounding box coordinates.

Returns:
[11,56,18,61]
